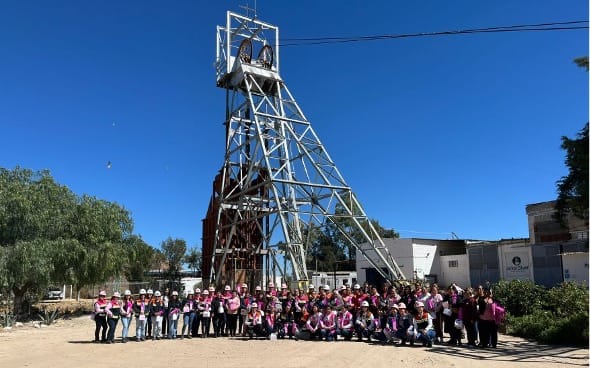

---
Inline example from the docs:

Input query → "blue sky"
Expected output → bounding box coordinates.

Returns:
[0,1,587,250]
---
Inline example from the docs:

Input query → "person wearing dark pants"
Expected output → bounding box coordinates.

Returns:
[93,290,108,343]
[145,289,154,338]
[191,289,202,337]
[105,292,122,343]
[161,288,170,338]
[477,288,498,348]
[199,290,212,338]
[212,293,225,337]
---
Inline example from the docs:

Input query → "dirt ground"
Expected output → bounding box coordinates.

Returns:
[0,314,587,368]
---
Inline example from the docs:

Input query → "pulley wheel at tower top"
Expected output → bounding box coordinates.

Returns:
[258,45,273,69]
[239,39,253,63]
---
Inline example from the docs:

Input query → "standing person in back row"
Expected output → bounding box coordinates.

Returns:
[93,290,108,343]
[162,288,170,338]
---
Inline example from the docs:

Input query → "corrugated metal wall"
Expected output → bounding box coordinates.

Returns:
[532,244,562,287]
[468,246,500,287]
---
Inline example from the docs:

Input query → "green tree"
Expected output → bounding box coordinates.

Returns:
[184,247,202,276]
[574,56,589,71]
[65,195,133,295]
[331,198,399,260]
[123,235,156,281]
[0,167,136,314]
[161,237,187,285]
[555,59,589,223]
[555,123,589,222]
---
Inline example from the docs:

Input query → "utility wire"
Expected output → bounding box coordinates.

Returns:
[280,20,589,46]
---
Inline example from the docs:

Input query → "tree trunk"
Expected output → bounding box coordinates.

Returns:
[12,287,27,320]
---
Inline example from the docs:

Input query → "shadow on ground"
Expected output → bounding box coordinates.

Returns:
[430,339,588,366]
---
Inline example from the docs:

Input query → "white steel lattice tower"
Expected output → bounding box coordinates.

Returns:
[206,11,405,286]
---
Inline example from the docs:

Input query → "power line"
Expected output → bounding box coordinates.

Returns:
[280,20,589,46]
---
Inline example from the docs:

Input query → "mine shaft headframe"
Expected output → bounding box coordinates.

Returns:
[216,11,279,87]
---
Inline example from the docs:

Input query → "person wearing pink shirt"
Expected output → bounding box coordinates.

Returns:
[181,291,195,339]
[226,290,240,337]
[337,304,355,341]
[120,290,134,343]
[320,305,337,341]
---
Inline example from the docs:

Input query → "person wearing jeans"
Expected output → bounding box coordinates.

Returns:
[132,289,148,342]
[120,290,133,343]
[181,291,196,338]
[167,291,182,339]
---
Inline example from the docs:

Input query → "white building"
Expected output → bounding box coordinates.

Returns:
[356,238,471,287]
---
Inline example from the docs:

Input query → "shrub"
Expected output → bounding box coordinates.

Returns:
[503,281,590,346]
[38,307,60,325]
[537,311,589,346]
[545,282,589,317]
[506,310,553,339]
[493,279,545,317]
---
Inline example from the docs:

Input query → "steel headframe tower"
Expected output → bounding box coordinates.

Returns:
[210,11,405,286]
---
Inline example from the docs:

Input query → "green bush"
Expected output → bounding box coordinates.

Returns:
[502,281,589,346]
[506,310,553,338]
[493,279,545,317]
[545,282,589,317]
[538,311,589,346]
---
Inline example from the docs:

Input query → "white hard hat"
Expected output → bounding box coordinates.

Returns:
[323,285,330,291]
[361,301,369,307]
[203,290,209,295]
[172,291,179,296]
[154,291,161,297]
[112,292,121,298]
[281,283,288,289]
[415,301,424,307]
[195,288,201,293]
[99,290,107,296]
[225,285,231,291]
[124,290,131,296]
[397,303,406,309]
[308,284,315,289]
[147,289,154,294]
[251,302,258,308]
[255,286,261,291]
[139,289,146,295]
[241,283,248,288]
[340,285,346,290]
[353,284,361,290]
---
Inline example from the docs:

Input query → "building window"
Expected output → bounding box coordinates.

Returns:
[448,260,459,268]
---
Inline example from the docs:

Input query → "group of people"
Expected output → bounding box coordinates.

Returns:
[92,281,504,349]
